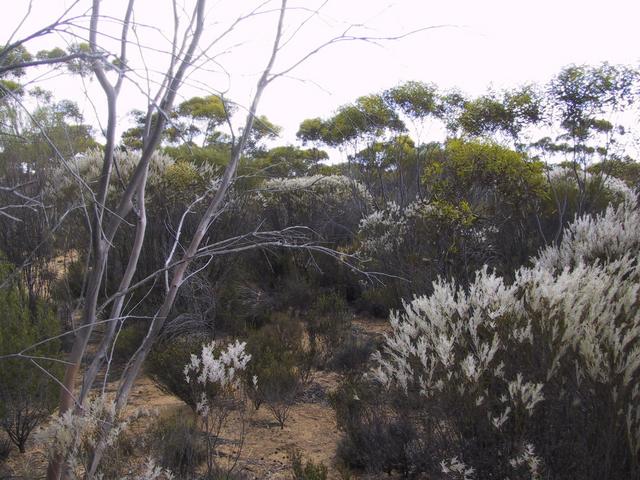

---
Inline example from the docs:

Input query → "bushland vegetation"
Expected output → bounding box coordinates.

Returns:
[1,5,639,476]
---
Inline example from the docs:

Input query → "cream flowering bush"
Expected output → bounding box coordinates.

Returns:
[37,395,155,479]
[183,339,251,417]
[537,193,640,271]
[355,197,479,314]
[183,340,251,477]
[46,149,220,212]
[546,164,637,205]
[258,174,372,245]
[357,201,408,255]
[371,194,640,479]
[261,174,372,205]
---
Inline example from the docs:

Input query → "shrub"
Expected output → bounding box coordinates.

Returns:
[0,436,11,464]
[260,361,299,429]
[0,269,61,453]
[371,196,640,479]
[307,292,351,367]
[147,335,210,411]
[354,286,399,319]
[290,448,328,480]
[112,322,148,362]
[330,377,419,476]
[244,313,307,427]
[326,333,377,374]
[184,340,251,478]
[39,395,149,478]
[97,428,139,478]
[149,412,206,479]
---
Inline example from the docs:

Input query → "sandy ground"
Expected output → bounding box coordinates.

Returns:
[2,372,343,479]
[1,317,392,479]
[125,372,344,480]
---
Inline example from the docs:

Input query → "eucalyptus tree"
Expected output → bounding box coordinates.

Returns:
[534,63,639,214]
[297,93,406,207]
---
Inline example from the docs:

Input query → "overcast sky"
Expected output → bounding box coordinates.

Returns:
[3,0,639,146]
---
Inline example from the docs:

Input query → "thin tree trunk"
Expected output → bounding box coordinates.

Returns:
[86,1,288,473]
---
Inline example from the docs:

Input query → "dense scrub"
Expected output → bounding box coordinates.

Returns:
[1,57,639,478]
[348,193,640,479]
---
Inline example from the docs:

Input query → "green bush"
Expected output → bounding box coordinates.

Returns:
[326,333,377,374]
[245,313,307,427]
[290,448,328,480]
[354,286,399,319]
[307,292,351,367]
[146,335,214,411]
[329,378,419,476]
[0,267,61,453]
[112,322,148,362]
[149,412,206,479]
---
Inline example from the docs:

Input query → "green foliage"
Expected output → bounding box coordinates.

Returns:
[425,139,546,203]
[0,79,23,98]
[297,94,405,147]
[297,117,327,145]
[354,286,399,318]
[326,333,378,374]
[246,114,281,150]
[161,161,207,202]
[149,412,206,478]
[147,336,215,411]
[178,95,229,122]
[0,266,61,453]
[290,449,328,480]
[65,42,93,75]
[330,377,418,476]
[251,145,328,178]
[456,85,542,139]
[174,95,235,147]
[588,157,640,188]
[0,45,33,78]
[550,63,638,142]
[384,81,439,119]
[163,143,231,169]
[244,313,308,426]
[423,139,547,274]
[307,292,351,367]
[112,323,147,363]
[0,90,97,178]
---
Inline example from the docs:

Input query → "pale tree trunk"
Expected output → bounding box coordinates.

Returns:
[86,1,289,474]
[46,0,207,478]
[36,0,417,476]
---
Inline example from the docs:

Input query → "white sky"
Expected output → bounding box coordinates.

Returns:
[3,0,640,149]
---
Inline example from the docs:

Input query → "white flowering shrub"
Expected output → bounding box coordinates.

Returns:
[183,340,251,477]
[546,165,637,206]
[537,193,639,270]
[261,174,372,205]
[38,395,152,479]
[357,201,408,255]
[355,198,479,316]
[370,194,640,479]
[51,149,218,192]
[258,174,372,245]
[183,340,251,416]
